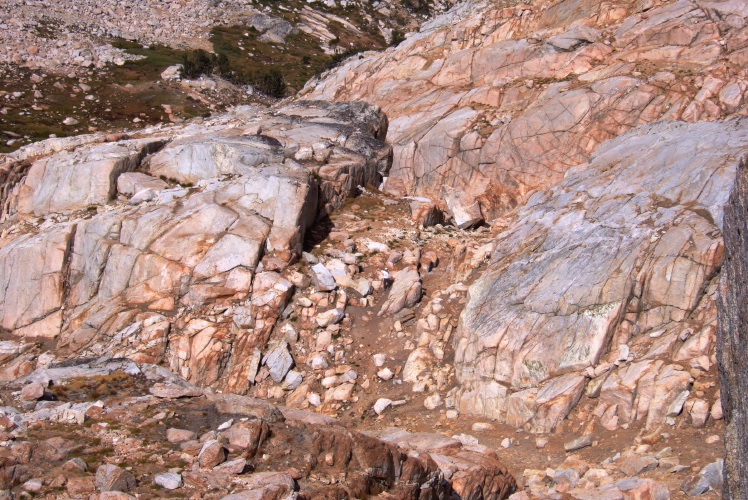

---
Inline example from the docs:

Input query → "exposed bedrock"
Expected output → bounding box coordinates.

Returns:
[452,118,748,433]
[301,0,748,222]
[0,100,391,393]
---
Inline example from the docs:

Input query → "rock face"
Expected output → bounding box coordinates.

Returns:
[717,156,748,500]
[302,0,748,221]
[453,119,748,432]
[0,101,391,393]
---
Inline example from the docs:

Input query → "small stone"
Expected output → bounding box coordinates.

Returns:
[666,390,690,417]
[501,438,511,448]
[424,393,442,410]
[619,455,659,476]
[472,422,495,432]
[22,478,43,492]
[373,398,392,415]
[68,476,96,495]
[331,383,354,401]
[283,370,303,390]
[687,399,709,428]
[154,472,182,490]
[373,353,386,367]
[98,493,136,500]
[377,368,394,380]
[316,308,345,327]
[62,457,88,472]
[309,354,328,370]
[149,383,202,398]
[214,458,247,474]
[535,437,549,449]
[166,428,196,443]
[264,342,294,383]
[446,410,458,419]
[198,440,227,468]
[705,435,720,444]
[308,393,321,406]
[310,263,337,291]
[95,465,136,492]
[564,435,593,452]
[20,382,45,401]
[62,117,79,126]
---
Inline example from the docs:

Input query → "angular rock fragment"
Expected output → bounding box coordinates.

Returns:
[95,465,136,492]
[379,267,422,316]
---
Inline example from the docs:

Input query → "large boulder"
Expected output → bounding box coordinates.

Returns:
[453,119,748,432]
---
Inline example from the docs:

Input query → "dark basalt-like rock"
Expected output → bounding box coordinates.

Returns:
[717,155,748,500]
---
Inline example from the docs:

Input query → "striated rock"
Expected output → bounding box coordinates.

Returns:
[116,172,168,196]
[547,24,601,52]
[263,342,293,383]
[14,138,165,217]
[717,155,748,500]
[148,132,285,185]
[453,119,748,431]
[95,465,136,492]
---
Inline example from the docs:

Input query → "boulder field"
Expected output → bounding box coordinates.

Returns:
[3,0,748,498]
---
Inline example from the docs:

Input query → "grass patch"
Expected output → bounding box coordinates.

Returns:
[50,370,148,402]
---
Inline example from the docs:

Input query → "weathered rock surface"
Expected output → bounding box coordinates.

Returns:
[0,363,517,500]
[303,0,748,222]
[379,267,422,316]
[0,101,391,394]
[717,155,748,500]
[453,119,748,431]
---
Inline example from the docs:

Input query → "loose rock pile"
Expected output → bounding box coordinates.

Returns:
[0,357,516,499]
